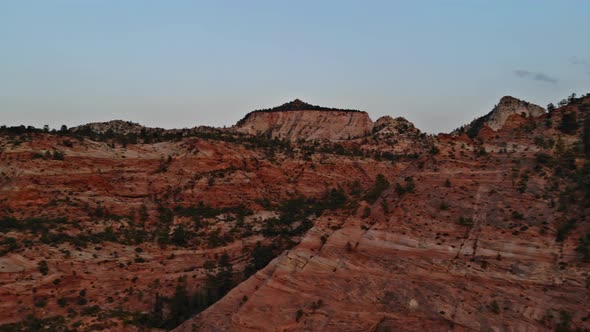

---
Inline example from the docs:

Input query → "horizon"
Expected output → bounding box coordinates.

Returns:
[0,95,567,135]
[1,1,589,133]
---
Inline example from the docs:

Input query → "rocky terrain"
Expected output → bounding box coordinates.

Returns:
[454,96,547,137]
[236,99,378,141]
[0,94,589,331]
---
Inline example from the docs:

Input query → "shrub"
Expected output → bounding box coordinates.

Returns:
[458,216,474,227]
[34,298,47,307]
[575,230,590,262]
[52,150,65,160]
[556,218,577,242]
[511,211,524,220]
[490,300,500,314]
[364,174,390,203]
[535,153,552,165]
[57,297,67,307]
[559,112,578,134]
[38,260,49,275]
[556,311,572,331]
[349,180,362,196]
[171,225,188,246]
[295,309,304,322]
[362,207,371,218]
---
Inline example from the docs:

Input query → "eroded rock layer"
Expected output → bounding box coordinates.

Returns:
[1,96,589,332]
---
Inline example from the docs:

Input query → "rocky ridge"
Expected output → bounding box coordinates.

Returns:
[0,95,589,331]
[70,120,150,135]
[455,96,546,138]
[178,95,590,331]
[234,99,372,141]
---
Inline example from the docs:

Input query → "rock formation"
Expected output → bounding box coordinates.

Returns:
[455,96,546,138]
[1,95,589,331]
[71,120,150,135]
[234,99,373,141]
[174,95,589,332]
[486,96,546,130]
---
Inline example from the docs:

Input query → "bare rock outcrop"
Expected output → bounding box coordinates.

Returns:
[454,96,546,138]
[486,96,545,130]
[234,99,373,141]
[2,94,589,331]
[372,116,420,137]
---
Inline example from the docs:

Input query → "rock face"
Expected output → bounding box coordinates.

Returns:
[454,96,546,137]
[485,96,546,131]
[372,116,420,137]
[1,95,589,332]
[234,99,373,141]
[173,96,590,332]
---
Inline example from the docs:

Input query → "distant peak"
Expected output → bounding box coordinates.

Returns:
[493,96,544,114]
[453,95,546,137]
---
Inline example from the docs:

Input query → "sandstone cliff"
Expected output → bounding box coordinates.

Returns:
[174,95,590,332]
[486,96,546,130]
[234,99,373,141]
[1,94,589,332]
[455,96,546,138]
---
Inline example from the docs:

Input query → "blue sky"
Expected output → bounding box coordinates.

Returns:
[1,1,588,133]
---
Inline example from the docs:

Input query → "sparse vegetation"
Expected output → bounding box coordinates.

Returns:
[490,300,500,314]
[1,91,589,331]
[458,216,474,227]
[37,260,49,275]
[559,112,578,135]
[394,177,415,196]
[364,174,390,203]
[556,218,577,242]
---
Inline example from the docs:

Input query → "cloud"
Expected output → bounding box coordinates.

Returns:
[570,56,589,65]
[570,57,590,76]
[513,69,558,84]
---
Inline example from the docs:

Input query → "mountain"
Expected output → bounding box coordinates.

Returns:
[454,96,546,138]
[173,95,590,331]
[0,94,589,331]
[234,99,373,141]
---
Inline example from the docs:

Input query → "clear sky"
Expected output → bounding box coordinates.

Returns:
[1,1,588,133]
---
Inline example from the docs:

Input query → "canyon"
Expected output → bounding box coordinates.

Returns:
[0,96,589,331]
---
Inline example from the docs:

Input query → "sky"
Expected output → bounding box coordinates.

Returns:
[1,1,589,133]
